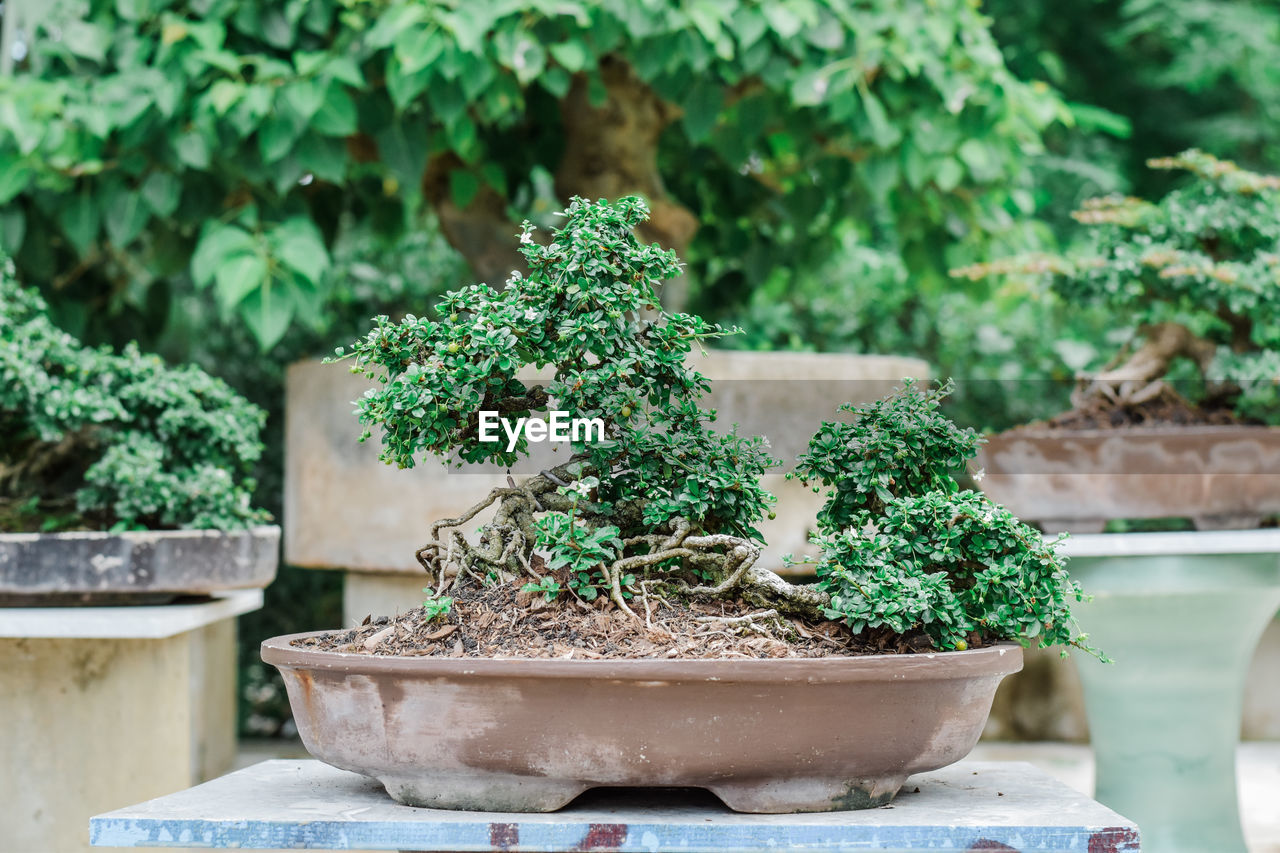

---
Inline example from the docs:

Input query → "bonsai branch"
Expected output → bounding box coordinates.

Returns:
[1072,321,1218,409]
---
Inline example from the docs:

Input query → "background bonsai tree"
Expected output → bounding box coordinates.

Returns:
[341,198,1094,656]
[0,255,267,532]
[954,150,1280,424]
[795,381,1098,657]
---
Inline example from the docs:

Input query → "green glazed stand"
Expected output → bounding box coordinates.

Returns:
[1062,530,1280,853]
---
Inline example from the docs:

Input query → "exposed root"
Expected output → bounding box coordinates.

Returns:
[416,471,830,629]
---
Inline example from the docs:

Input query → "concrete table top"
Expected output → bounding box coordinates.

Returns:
[90,759,1140,852]
[1056,527,1280,557]
[0,588,263,638]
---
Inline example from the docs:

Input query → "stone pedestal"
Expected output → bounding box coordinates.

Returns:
[90,759,1139,851]
[0,591,263,853]
[1061,530,1280,853]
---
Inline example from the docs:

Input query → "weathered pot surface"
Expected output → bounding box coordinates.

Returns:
[977,425,1280,532]
[0,525,280,606]
[262,633,1022,813]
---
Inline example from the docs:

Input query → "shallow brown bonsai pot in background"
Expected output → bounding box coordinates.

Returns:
[0,525,280,606]
[262,634,1022,813]
[977,426,1280,532]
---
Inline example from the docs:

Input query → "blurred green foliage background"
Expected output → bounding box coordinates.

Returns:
[1,0,1276,733]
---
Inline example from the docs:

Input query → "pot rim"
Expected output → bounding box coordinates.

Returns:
[262,631,1023,682]
[0,523,280,544]
[986,424,1279,441]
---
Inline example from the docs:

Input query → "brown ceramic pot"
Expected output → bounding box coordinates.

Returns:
[262,634,1022,813]
[977,425,1280,532]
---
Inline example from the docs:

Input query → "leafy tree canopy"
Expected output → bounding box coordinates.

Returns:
[2,0,1066,349]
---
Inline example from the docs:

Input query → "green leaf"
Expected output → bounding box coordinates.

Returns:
[325,55,366,88]
[682,79,723,143]
[548,40,589,72]
[60,195,101,255]
[228,85,273,137]
[115,0,155,21]
[934,157,964,191]
[282,78,326,121]
[208,80,244,115]
[0,208,25,254]
[860,90,901,148]
[294,134,347,183]
[957,139,1000,182]
[270,217,329,284]
[174,131,211,169]
[0,101,44,155]
[215,251,268,312]
[386,55,431,110]
[140,171,181,216]
[394,24,445,75]
[507,34,546,86]
[790,69,828,107]
[191,223,257,288]
[762,4,802,39]
[540,66,571,98]
[63,20,112,62]
[239,278,295,349]
[258,114,303,164]
[311,82,358,136]
[105,190,149,247]
[0,156,33,205]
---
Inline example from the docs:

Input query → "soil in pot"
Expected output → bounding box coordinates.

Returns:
[1027,387,1241,432]
[293,574,979,660]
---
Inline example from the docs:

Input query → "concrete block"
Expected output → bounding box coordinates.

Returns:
[0,594,262,853]
[0,526,279,605]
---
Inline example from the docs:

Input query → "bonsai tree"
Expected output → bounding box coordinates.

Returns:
[954,150,1280,424]
[0,255,268,532]
[340,197,1095,656]
[795,380,1097,656]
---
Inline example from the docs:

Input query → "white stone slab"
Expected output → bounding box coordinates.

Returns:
[90,759,1140,851]
[1055,528,1280,558]
[0,588,263,638]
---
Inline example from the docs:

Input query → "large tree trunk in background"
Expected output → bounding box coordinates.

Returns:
[556,57,699,311]
[422,58,699,306]
[421,152,528,286]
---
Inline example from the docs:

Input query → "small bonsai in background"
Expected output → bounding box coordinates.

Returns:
[954,150,1280,425]
[795,381,1099,657]
[0,256,268,532]
[333,198,1094,658]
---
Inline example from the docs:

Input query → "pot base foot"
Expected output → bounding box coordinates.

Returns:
[709,775,908,813]
[381,773,588,812]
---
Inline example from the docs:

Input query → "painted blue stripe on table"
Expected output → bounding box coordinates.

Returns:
[90,760,1140,852]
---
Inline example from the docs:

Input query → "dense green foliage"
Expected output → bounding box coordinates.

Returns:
[0,255,266,531]
[956,151,1280,422]
[989,0,1280,189]
[794,380,983,530]
[3,0,1063,350]
[796,381,1094,655]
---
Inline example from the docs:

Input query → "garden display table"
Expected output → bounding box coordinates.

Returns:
[0,590,264,853]
[90,759,1139,852]
[1061,529,1280,853]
